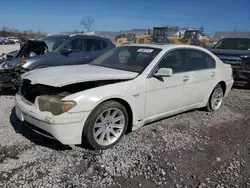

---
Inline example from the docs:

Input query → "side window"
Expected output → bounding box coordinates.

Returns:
[157,49,185,74]
[186,49,215,71]
[100,40,109,49]
[84,39,102,51]
[205,54,216,69]
[64,39,85,53]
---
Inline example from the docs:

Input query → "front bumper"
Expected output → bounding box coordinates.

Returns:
[15,94,91,145]
[233,69,250,86]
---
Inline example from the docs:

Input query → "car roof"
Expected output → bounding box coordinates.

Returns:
[45,34,71,38]
[45,33,111,41]
[219,37,250,40]
[123,43,209,51]
[70,34,112,40]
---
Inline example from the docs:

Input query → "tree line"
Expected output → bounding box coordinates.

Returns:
[0,26,47,39]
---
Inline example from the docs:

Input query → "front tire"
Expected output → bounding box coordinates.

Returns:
[82,101,129,150]
[206,84,224,112]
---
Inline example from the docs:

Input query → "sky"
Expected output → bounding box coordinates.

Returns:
[0,0,250,34]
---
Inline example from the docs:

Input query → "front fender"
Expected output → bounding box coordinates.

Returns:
[25,60,54,70]
[63,77,146,123]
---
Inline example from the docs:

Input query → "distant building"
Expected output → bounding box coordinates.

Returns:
[214,31,250,41]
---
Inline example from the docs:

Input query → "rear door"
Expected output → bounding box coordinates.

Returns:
[182,49,217,107]
[77,39,111,64]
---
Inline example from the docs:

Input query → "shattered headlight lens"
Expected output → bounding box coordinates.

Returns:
[37,95,76,115]
[0,60,20,68]
[7,61,18,67]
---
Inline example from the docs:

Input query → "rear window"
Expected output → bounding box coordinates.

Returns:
[90,46,162,73]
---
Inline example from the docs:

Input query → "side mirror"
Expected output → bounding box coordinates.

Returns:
[61,48,72,55]
[154,68,173,77]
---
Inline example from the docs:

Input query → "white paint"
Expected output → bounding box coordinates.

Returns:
[15,44,234,145]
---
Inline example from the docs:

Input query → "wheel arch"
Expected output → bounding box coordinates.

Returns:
[203,80,227,108]
[93,97,134,133]
[217,81,226,95]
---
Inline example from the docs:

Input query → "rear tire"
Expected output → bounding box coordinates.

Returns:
[206,84,224,112]
[82,101,129,150]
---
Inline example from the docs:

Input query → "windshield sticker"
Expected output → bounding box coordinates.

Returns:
[137,49,154,53]
[248,48,250,51]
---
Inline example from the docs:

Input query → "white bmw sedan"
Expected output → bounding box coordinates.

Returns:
[15,44,234,150]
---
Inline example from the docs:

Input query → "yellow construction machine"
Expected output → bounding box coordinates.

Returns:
[115,33,136,46]
[135,35,151,44]
[150,26,172,43]
[135,27,172,44]
[115,31,151,46]
[115,27,172,46]
[171,29,213,48]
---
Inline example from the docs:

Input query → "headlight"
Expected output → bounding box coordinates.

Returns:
[37,95,76,115]
[7,61,17,67]
[0,60,20,68]
[20,61,27,67]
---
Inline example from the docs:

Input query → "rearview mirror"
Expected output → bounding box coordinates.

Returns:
[61,48,72,55]
[154,68,173,77]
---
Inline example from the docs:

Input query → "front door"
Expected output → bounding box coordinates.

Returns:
[60,38,89,65]
[145,49,187,118]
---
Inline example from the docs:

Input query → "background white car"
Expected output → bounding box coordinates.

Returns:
[15,44,234,150]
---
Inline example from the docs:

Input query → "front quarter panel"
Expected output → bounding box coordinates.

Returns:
[62,76,147,123]
[22,53,63,70]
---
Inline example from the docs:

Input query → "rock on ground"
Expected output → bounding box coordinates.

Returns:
[0,88,249,188]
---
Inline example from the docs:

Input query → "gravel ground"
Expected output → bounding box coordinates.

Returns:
[0,88,249,188]
[0,44,20,55]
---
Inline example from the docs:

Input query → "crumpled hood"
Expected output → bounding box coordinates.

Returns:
[21,64,138,87]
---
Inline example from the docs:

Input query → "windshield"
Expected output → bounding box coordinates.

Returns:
[89,46,162,73]
[41,36,69,52]
[214,38,250,51]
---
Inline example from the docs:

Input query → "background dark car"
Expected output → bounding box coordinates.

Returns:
[209,37,250,87]
[19,34,115,71]
[0,34,115,91]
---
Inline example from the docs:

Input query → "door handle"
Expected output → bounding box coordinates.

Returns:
[183,76,189,81]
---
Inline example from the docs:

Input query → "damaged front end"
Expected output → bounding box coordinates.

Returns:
[19,79,128,115]
[0,40,48,92]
